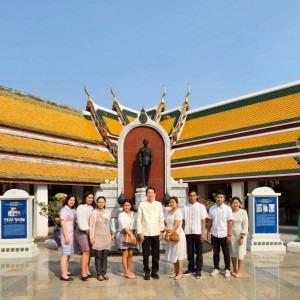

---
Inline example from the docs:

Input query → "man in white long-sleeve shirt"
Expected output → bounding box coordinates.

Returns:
[137,186,164,280]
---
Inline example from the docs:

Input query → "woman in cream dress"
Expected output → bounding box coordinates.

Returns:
[165,196,187,280]
[229,197,248,278]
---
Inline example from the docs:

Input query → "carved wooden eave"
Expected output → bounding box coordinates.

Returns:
[153,86,166,122]
[84,87,118,159]
[170,85,190,146]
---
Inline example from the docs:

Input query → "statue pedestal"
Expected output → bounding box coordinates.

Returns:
[135,187,147,208]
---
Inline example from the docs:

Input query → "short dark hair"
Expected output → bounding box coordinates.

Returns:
[215,190,226,197]
[63,194,78,208]
[122,199,137,212]
[146,186,156,194]
[169,196,178,204]
[230,196,242,206]
[188,190,197,196]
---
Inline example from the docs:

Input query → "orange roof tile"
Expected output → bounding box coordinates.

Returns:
[0,89,102,143]
[172,129,300,162]
[0,133,115,164]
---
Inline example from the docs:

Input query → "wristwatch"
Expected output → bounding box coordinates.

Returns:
[227,234,232,237]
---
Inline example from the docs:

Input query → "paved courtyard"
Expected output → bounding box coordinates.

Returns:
[1,235,300,300]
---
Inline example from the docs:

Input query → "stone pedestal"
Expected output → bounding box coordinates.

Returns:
[0,189,39,258]
[247,187,286,252]
[135,187,147,208]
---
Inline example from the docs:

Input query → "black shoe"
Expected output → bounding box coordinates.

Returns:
[60,276,73,281]
[81,276,89,281]
[151,273,159,279]
[183,270,194,275]
[87,274,92,278]
[67,273,74,277]
[144,274,150,280]
[195,272,202,279]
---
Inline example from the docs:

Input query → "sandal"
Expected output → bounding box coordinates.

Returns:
[174,274,183,280]
[169,273,177,278]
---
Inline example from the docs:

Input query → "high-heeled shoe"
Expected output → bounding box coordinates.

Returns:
[60,276,73,281]
[81,276,89,281]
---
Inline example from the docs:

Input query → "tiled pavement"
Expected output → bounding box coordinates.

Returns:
[1,236,300,300]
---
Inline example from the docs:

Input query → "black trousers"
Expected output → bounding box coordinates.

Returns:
[94,249,109,275]
[211,235,230,271]
[142,236,160,275]
[186,234,203,273]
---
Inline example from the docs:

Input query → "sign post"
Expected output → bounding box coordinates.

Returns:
[0,189,39,258]
[247,186,286,252]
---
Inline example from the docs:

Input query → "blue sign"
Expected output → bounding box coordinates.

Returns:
[254,197,277,234]
[1,200,27,239]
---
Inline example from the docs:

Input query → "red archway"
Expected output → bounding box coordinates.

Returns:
[123,126,165,202]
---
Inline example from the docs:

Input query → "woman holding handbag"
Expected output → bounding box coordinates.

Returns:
[165,196,186,280]
[90,196,114,281]
[118,199,137,279]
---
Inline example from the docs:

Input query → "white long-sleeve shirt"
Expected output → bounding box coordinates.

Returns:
[137,200,164,236]
[76,204,94,231]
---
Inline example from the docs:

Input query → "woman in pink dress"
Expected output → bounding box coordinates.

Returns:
[60,194,78,281]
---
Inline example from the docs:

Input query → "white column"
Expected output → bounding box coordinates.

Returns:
[232,182,245,205]
[197,184,208,200]
[72,186,83,198]
[16,183,30,193]
[33,184,48,237]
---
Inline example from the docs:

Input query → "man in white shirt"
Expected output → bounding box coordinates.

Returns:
[207,190,233,278]
[182,190,208,279]
[137,186,164,280]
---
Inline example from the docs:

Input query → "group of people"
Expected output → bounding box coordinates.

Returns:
[58,187,248,282]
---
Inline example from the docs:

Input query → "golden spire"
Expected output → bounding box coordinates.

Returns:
[84,83,92,102]
[161,85,166,103]
[110,85,117,102]
[185,84,191,103]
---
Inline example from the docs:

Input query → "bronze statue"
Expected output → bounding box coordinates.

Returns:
[139,139,153,187]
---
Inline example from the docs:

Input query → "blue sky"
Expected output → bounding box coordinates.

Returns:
[1,1,300,111]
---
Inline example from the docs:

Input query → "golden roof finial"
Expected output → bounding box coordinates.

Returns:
[185,84,191,103]
[84,82,92,102]
[110,85,117,102]
[161,85,166,103]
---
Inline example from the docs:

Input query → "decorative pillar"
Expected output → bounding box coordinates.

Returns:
[33,184,48,237]
[232,182,245,205]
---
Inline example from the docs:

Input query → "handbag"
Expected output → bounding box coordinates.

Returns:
[124,233,137,245]
[124,212,137,245]
[165,231,180,242]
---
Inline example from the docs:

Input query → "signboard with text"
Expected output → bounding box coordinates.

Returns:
[254,196,277,234]
[1,200,27,239]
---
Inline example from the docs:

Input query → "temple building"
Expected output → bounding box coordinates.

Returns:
[1,81,300,231]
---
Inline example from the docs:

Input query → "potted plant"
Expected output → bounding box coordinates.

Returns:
[36,193,67,248]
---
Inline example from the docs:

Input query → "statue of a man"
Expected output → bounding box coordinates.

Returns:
[138,139,153,187]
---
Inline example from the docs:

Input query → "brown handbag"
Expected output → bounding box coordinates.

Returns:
[124,212,137,245]
[165,231,180,242]
[124,233,137,245]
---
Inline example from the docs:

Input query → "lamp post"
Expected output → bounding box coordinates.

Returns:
[293,136,300,242]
